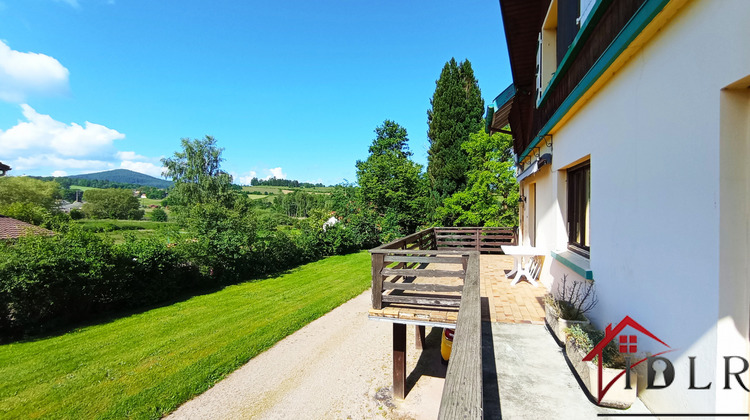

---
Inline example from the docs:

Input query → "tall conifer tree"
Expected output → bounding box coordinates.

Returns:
[426,58,484,199]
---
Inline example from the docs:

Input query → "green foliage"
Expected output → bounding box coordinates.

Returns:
[0,176,61,211]
[161,136,235,210]
[328,185,380,248]
[0,177,62,225]
[67,169,172,188]
[0,202,49,225]
[427,58,485,199]
[565,324,626,369]
[355,120,428,240]
[273,190,327,218]
[82,188,142,220]
[69,208,85,220]
[150,207,168,222]
[178,202,256,281]
[249,177,325,188]
[436,128,519,227]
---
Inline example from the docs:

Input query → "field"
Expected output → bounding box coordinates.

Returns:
[68,185,98,191]
[0,251,371,419]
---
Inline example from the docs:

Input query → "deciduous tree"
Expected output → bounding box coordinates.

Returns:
[356,120,427,240]
[161,136,235,210]
[436,127,519,227]
[82,189,143,220]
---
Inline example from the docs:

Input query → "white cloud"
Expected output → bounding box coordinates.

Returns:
[0,104,125,158]
[267,167,286,180]
[0,40,70,103]
[116,150,150,161]
[10,154,113,172]
[237,170,257,185]
[0,105,163,178]
[119,161,164,178]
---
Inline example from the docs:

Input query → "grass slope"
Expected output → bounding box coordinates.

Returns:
[0,251,371,419]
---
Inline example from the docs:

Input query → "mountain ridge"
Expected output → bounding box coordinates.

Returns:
[68,169,172,189]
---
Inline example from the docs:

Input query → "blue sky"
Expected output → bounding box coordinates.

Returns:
[0,0,511,185]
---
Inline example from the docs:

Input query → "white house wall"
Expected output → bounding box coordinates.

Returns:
[524,0,750,413]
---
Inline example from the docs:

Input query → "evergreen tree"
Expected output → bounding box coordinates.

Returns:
[427,58,485,200]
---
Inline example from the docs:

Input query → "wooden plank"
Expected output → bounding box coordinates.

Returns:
[371,253,384,310]
[371,248,471,255]
[383,255,464,264]
[415,325,425,350]
[381,268,465,278]
[382,295,462,307]
[393,323,406,399]
[436,240,477,246]
[435,234,477,239]
[383,283,463,293]
[438,253,482,419]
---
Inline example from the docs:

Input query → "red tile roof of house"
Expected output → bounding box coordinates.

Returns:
[0,215,54,240]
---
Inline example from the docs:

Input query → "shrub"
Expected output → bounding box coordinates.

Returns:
[565,324,626,369]
[544,274,597,321]
[0,228,116,334]
[69,208,85,220]
[128,208,145,220]
[150,208,168,222]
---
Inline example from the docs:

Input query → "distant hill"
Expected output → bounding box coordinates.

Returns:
[69,169,172,189]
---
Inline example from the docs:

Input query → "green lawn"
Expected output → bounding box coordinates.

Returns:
[0,251,371,419]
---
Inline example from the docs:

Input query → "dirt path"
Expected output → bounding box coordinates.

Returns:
[166,291,446,420]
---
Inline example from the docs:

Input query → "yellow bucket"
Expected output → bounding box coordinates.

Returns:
[441,328,455,362]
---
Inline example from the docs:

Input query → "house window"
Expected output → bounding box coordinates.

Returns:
[567,161,590,257]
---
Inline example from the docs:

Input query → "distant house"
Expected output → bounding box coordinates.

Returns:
[140,194,147,199]
[0,162,11,176]
[59,201,84,213]
[0,216,54,240]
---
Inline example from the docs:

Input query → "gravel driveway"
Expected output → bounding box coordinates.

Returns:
[167,291,446,420]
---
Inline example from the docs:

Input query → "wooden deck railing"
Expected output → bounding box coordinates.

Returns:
[438,252,482,419]
[369,226,517,419]
[370,226,517,310]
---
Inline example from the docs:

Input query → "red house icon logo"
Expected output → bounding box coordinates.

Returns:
[583,316,674,403]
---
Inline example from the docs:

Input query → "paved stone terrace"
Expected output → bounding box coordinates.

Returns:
[479,254,547,324]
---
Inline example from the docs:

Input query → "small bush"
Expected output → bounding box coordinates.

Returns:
[545,274,597,321]
[69,208,85,220]
[128,208,145,220]
[150,208,168,222]
[565,324,626,369]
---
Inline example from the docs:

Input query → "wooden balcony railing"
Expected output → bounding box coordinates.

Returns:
[368,226,517,419]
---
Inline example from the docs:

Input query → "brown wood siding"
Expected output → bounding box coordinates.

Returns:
[511,0,646,158]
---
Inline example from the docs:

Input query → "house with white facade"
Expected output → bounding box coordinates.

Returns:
[489,0,750,414]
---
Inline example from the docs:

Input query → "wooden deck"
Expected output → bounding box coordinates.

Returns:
[369,254,547,326]
[480,254,547,324]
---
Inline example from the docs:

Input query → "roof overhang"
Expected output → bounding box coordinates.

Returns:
[486,84,515,134]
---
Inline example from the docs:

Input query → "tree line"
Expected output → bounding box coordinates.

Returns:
[249,177,325,188]
[0,57,519,340]
[340,58,519,243]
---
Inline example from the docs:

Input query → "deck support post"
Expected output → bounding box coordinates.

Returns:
[415,325,426,350]
[372,253,384,310]
[393,323,406,399]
